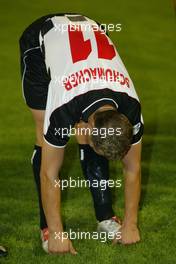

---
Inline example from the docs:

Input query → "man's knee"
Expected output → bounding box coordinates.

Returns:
[30,109,45,123]
[30,108,45,146]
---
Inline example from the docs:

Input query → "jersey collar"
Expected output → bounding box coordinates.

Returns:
[81,98,118,122]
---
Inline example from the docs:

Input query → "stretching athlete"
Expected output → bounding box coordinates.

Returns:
[19,13,143,254]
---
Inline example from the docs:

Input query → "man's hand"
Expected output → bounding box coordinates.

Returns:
[120,142,142,244]
[113,224,140,245]
[113,141,142,246]
[48,233,77,255]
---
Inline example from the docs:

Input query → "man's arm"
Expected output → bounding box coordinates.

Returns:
[114,141,142,244]
[40,140,77,254]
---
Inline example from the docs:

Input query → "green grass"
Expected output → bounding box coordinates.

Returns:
[0,0,176,263]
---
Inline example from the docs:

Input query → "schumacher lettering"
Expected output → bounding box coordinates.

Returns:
[63,67,130,91]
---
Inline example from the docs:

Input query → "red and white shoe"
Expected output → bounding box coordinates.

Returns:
[97,216,122,239]
[41,228,49,253]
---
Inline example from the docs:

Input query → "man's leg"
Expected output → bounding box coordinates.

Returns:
[19,16,52,252]
[78,143,115,221]
[75,126,121,238]
[30,108,47,230]
[75,125,115,221]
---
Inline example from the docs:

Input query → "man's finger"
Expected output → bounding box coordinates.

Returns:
[112,237,122,245]
[112,231,122,245]
[69,243,78,255]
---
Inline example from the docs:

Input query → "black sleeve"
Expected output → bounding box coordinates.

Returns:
[44,111,70,147]
[44,102,81,147]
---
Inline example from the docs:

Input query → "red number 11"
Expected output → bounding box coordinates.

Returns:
[68,25,116,63]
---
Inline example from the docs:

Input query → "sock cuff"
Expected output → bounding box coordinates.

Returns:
[34,145,42,151]
[31,145,42,164]
[78,144,93,161]
[78,144,109,165]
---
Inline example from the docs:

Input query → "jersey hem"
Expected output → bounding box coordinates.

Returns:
[132,138,142,146]
[43,136,66,148]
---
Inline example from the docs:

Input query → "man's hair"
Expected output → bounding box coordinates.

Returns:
[91,110,133,160]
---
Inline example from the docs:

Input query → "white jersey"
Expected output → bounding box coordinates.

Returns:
[39,14,143,147]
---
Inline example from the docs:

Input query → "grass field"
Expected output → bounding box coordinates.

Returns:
[0,0,176,263]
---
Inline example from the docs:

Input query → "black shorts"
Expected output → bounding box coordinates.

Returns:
[19,13,77,110]
[19,13,104,110]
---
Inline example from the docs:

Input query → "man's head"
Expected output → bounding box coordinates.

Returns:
[88,108,133,160]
